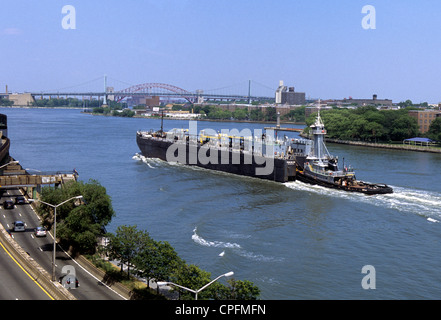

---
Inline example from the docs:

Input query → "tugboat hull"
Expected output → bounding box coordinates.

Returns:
[295,172,393,195]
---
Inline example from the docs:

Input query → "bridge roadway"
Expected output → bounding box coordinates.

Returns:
[30,91,273,102]
[0,188,125,300]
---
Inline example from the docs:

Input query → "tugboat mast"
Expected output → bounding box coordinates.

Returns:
[310,100,327,162]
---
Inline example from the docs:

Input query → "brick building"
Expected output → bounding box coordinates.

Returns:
[408,109,441,133]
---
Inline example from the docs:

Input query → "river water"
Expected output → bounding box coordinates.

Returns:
[4,107,441,299]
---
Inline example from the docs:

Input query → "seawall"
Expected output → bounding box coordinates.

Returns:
[325,138,441,154]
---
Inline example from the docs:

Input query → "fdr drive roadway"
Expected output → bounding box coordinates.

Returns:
[0,187,126,300]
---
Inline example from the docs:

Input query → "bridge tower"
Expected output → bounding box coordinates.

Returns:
[196,90,204,104]
[102,74,108,107]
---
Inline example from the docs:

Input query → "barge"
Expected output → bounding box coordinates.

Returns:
[136,112,393,195]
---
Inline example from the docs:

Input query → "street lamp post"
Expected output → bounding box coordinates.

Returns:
[0,160,19,170]
[29,195,83,281]
[157,271,234,300]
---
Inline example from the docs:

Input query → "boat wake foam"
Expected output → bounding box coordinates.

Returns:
[192,227,241,249]
[192,227,284,262]
[284,180,441,221]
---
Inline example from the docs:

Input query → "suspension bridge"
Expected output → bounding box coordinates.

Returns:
[24,76,276,104]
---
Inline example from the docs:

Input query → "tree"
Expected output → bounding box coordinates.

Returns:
[249,108,264,121]
[36,179,115,254]
[264,107,277,121]
[170,264,214,300]
[134,239,184,288]
[224,279,261,300]
[390,114,419,141]
[233,108,248,120]
[105,225,147,278]
[427,117,441,142]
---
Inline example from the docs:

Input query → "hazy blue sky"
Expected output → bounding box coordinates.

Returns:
[1,0,441,103]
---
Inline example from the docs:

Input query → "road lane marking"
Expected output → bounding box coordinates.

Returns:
[0,239,54,300]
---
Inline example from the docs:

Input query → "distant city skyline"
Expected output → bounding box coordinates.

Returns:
[1,0,441,103]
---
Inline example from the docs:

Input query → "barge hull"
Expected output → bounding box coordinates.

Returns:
[136,133,296,183]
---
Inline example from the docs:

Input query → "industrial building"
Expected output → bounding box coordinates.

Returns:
[275,81,305,105]
[329,94,393,108]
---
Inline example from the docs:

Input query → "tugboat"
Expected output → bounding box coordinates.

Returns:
[293,110,393,195]
[136,111,393,195]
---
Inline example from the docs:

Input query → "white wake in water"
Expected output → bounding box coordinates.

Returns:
[133,153,163,168]
[284,181,441,221]
[192,227,284,262]
[192,227,241,249]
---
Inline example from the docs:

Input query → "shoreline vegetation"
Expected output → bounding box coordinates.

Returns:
[35,180,261,300]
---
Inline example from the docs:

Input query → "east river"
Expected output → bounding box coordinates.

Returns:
[4,107,441,299]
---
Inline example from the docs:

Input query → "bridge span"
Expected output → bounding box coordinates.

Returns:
[18,80,275,104]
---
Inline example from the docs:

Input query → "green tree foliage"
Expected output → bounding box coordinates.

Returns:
[134,239,184,287]
[106,225,148,278]
[282,106,306,123]
[36,179,115,254]
[105,225,261,300]
[0,98,14,106]
[306,107,419,142]
[427,117,441,142]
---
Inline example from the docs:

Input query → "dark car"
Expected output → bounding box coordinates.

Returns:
[3,200,14,209]
[15,196,26,205]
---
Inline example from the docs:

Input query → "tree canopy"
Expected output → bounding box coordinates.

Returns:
[36,179,115,254]
[104,224,260,300]
[305,106,419,142]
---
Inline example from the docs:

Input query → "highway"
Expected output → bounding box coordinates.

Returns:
[0,237,52,300]
[0,188,125,300]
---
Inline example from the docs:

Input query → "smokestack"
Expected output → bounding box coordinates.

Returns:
[5,85,8,94]
[373,94,377,101]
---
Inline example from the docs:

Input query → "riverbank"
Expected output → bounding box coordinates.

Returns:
[325,138,441,154]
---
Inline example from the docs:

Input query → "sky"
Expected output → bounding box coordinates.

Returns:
[1,0,441,103]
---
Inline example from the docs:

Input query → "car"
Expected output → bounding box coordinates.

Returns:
[3,200,14,209]
[59,275,80,289]
[13,221,25,232]
[15,196,26,205]
[34,226,47,237]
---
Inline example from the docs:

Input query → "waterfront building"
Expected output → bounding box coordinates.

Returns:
[408,109,441,133]
[275,80,306,105]
[330,94,393,108]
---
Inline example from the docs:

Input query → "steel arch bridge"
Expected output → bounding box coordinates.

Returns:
[115,83,195,103]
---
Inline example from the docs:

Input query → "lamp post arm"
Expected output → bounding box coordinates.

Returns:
[163,282,197,295]
[197,274,226,294]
